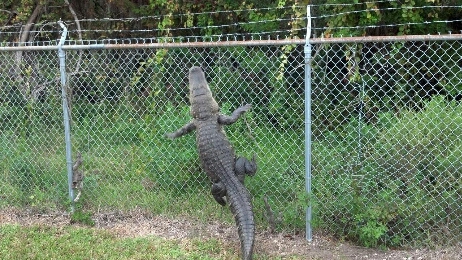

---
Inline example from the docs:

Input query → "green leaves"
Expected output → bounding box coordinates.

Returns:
[320,0,455,37]
[312,96,462,247]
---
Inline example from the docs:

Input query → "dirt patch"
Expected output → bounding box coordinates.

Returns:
[1,208,460,259]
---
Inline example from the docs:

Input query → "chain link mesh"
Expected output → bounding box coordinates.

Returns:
[0,43,306,230]
[1,37,461,247]
[0,49,65,208]
[311,39,462,247]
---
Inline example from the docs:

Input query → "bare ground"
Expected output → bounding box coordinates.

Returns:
[0,208,461,260]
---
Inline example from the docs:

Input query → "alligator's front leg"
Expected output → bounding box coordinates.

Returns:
[218,104,252,125]
[235,154,257,184]
[165,121,196,139]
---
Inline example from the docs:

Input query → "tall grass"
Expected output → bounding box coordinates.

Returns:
[3,96,462,247]
[312,96,462,247]
[1,101,306,231]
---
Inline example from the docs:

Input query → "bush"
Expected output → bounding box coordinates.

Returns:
[314,96,462,247]
[371,96,462,246]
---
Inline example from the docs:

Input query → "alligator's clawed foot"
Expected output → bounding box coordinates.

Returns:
[211,181,227,206]
[235,154,257,184]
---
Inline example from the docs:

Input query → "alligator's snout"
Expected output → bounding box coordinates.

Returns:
[188,66,219,118]
[189,66,206,87]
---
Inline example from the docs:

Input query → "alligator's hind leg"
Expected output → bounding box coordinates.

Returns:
[235,154,257,184]
[211,181,227,206]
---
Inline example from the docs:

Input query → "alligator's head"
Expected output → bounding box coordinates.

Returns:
[189,66,219,119]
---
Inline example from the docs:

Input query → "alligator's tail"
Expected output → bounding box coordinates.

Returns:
[223,173,255,260]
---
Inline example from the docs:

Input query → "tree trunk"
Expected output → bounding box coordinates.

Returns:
[15,4,43,100]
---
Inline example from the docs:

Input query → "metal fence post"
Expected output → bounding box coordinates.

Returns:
[304,5,313,242]
[57,20,74,211]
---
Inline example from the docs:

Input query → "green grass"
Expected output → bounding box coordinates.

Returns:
[0,224,234,259]
[0,224,301,260]
[4,97,462,248]
[0,103,306,232]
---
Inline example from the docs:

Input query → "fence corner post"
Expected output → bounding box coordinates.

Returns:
[57,20,74,212]
[304,5,313,242]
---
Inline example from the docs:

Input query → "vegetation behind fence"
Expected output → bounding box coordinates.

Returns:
[1,1,462,249]
[311,38,462,247]
[1,35,462,248]
[0,41,307,233]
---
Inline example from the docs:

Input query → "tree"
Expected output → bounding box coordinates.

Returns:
[312,0,462,37]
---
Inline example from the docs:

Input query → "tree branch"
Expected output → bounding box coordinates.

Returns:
[19,5,42,44]
[64,0,84,122]
[0,9,17,28]
[64,0,83,74]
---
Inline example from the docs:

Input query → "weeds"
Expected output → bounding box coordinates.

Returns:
[2,96,462,249]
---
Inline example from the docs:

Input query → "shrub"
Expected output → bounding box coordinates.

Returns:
[313,96,462,247]
[370,96,462,246]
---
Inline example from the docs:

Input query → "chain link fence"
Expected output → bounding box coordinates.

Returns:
[311,38,462,247]
[1,35,461,248]
[0,39,307,230]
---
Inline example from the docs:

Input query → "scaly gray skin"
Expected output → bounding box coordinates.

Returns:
[165,66,257,260]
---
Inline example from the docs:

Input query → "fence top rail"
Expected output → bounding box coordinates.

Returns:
[0,38,306,51]
[0,34,461,51]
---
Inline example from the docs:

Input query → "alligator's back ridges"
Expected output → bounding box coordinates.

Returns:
[197,118,255,259]
[223,176,254,259]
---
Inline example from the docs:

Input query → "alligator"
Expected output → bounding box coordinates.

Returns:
[165,66,257,260]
